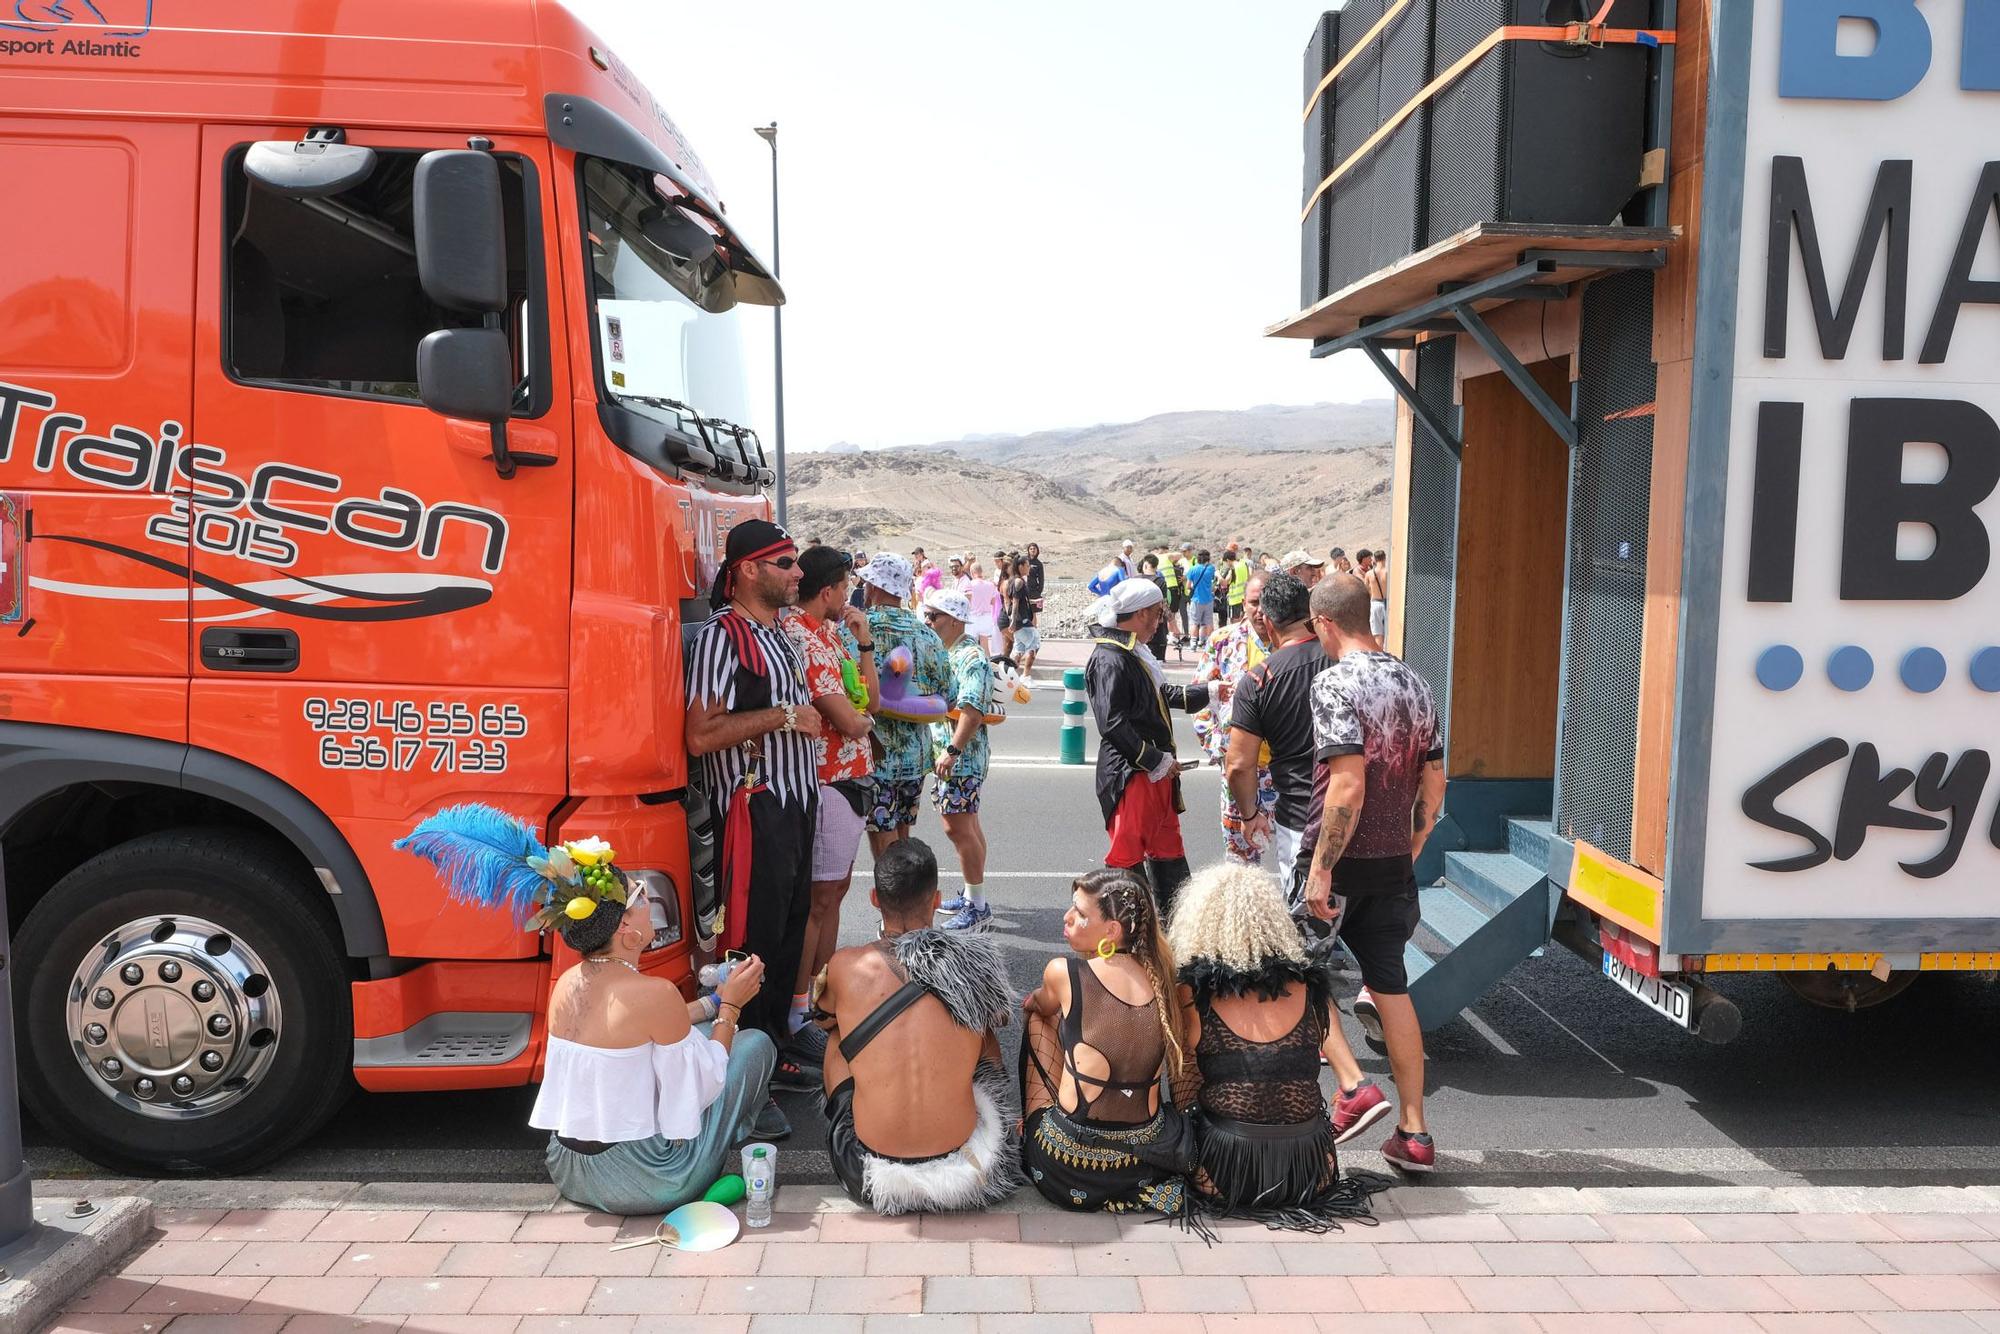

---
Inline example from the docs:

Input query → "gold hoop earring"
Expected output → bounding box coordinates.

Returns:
[1096,937,1118,960]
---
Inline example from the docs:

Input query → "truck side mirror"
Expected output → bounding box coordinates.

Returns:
[417,329,511,419]
[413,150,536,478]
[413,151,506,314]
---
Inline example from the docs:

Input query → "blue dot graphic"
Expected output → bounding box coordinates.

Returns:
[1755,645,1804,692]
[1899,647,1946,693]
[1971,647,2000,693]
[1827,645,1874,692]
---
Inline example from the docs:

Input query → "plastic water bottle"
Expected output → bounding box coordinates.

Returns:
[744,1146,774,1227]
[698,959,741,990]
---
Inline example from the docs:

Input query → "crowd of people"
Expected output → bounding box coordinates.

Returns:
[502,518,1435,1234]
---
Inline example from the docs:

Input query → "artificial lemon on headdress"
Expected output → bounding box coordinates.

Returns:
[394,803,628,932]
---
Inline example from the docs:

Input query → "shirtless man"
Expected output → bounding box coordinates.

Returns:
[1362,549,1389,641]
[811,838,1021,1213]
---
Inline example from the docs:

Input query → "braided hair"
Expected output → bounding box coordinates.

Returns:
[1074,867,1186,1078]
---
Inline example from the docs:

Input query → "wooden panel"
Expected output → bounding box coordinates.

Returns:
[1449,294,1582,395]
[1633,355,1692,873]
[1632,0,1710,873]
[1669,0,1710,181]
[1445,358,1571,779]
[1267,223,1677,341]
[1387,350,1416,656]
[1652,164,1705,365]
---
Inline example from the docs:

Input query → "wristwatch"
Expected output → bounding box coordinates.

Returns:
[945,744,962,757]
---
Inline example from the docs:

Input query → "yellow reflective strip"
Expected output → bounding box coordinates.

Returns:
[1567,841,1663,940]
[1699,952,1882,973]
[1920,952,2000,971]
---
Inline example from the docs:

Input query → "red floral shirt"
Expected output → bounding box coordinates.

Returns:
[781,611,873,784]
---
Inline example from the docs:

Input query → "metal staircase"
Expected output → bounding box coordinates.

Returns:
[1400,817,1564,1032]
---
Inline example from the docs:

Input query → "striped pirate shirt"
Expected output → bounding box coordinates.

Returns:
[685,608,818,809]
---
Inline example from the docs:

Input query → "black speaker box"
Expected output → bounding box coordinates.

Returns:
[1326,0,1383,298]
[1301,11,1341,309]
[1426,0,1650,244]
[1370,0,1431,276]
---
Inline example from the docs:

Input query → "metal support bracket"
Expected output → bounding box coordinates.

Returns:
[1450,302,1580,450]
[1312,244,1668,456]
[1312,257,1556,360]
[1360,340,1462,458]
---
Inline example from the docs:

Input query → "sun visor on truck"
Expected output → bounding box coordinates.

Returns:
[546,93,784,311]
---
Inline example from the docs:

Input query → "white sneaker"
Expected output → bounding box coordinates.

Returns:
[1352,987,1382,1042]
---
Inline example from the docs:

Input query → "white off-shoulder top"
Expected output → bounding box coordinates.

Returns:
[529,1033,730,1143]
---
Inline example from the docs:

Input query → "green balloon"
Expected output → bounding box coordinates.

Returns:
[703,1173,746,1206]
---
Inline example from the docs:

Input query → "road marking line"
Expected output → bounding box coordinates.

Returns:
[1503,982,1625,1074]
[985,760,1220,771]
[1461,1008,1521,1057]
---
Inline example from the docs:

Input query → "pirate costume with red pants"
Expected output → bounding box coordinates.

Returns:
[686,521,820,1047]
[1086,626,1208,915]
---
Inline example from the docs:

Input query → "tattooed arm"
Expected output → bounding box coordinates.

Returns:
[1303,756,1366,921]
[1410,758,1447,862]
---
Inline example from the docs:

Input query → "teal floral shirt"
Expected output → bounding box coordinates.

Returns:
[865,605,951,782]
[931,636,994,783]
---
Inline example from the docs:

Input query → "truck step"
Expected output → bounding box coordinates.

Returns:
[1445,849,1548,917]
[1507,818,1556,876]
[352,1013,533,1067]
[1417,882,1498,954]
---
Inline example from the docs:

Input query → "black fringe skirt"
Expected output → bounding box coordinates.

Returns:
[1189,1111,1393,1233]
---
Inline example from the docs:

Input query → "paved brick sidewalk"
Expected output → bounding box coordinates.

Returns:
[42,1186,2000,1333]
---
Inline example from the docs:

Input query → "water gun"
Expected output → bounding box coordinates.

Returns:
[840,655,871,711]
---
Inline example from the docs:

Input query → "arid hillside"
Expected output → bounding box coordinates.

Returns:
[791,401,1396,575]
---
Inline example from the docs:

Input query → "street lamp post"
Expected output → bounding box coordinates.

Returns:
[753,122,787,528]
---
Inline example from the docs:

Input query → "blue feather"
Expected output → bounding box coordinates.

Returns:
[394,803,554,926]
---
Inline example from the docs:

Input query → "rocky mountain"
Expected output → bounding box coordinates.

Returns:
[786,401,1397,576]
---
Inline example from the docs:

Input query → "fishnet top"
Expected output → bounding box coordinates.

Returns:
[1059,956,1165,1126]
[1192,991,1328,1125]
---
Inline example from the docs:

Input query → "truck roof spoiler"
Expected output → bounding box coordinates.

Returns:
[546,93,784,309]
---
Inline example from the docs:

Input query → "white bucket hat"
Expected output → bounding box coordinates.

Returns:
[921,589,973,624]
[857,552,914,599]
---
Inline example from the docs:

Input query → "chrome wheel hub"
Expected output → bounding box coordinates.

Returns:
[65,915,281,1119]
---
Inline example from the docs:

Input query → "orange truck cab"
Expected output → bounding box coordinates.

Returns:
[0,1,777,1173]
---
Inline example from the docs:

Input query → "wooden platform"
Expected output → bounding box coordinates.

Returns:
[1267,222,1677,342]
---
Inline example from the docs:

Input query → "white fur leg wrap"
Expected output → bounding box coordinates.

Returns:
[859,1068,1023,1215]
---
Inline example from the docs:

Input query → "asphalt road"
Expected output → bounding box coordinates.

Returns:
[27,645,2000,1186]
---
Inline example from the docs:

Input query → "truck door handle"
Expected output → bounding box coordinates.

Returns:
[200,627,300,673]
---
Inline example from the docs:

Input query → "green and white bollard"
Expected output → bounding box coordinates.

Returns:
[1060,666,1088,765]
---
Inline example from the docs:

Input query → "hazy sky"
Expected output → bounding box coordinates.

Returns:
[565,1,1383,450]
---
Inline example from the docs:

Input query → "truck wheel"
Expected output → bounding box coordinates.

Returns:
[13,828,352,1175]
[1779,968,1918,1011]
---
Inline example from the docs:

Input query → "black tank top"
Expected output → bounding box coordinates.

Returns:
[1193,990,1327,1125]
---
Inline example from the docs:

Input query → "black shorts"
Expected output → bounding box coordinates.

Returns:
[1294,854,1421,995]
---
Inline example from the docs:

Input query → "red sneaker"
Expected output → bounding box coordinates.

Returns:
[1330,1079,1393,1144]
[1381,1128,1436,1173]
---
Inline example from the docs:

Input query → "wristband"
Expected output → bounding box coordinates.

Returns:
[781,703,797,733]
[856,642,874,652]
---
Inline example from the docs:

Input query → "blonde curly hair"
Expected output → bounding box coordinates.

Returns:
[1168,862,1306,973]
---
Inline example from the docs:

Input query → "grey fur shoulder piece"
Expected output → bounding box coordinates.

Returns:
[891,927,1013,1033]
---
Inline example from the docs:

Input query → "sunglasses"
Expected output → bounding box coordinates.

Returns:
[756,555,799,570]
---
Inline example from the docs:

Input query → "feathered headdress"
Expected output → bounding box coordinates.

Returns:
[395,802,627,931]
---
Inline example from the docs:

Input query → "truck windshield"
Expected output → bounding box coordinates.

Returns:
[581,157,751,435]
